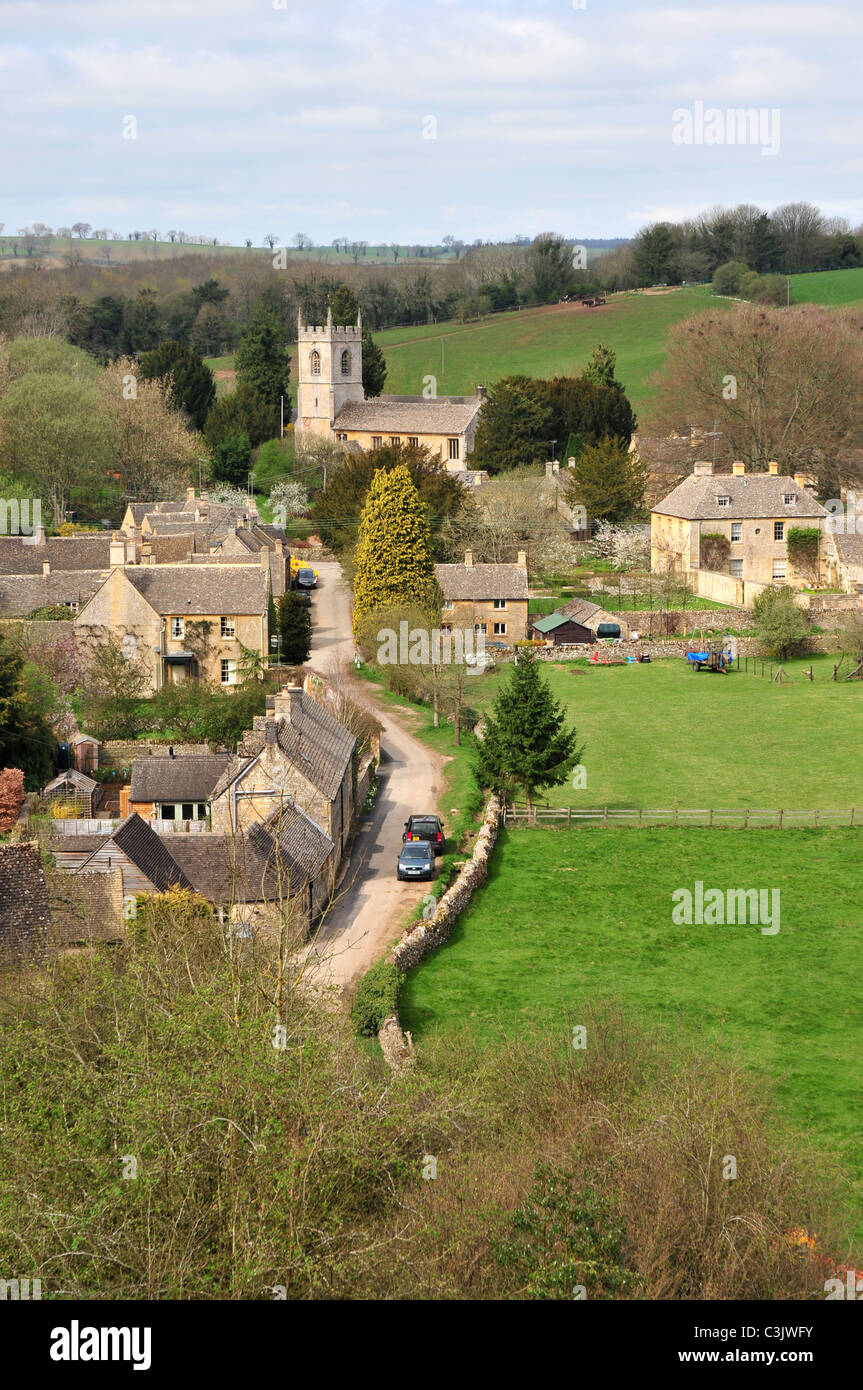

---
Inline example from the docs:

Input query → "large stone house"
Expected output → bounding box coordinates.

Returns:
[295,309,484,469]
[651,461,828,591]
[210,685,356,856]
[74,558,270,693]
[127,754,233,829]
[434,551,530,643]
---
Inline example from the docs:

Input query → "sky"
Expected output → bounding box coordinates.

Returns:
[1,0,862,246]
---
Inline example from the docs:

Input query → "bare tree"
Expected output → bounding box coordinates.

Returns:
[71,221,91,239]
[264,232,279,250]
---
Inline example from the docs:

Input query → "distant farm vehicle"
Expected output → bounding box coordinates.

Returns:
[687,642,734,673]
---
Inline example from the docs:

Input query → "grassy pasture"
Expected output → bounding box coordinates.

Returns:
[374,287,721,411]
[789,267,863,306]
[399,825,863,1205]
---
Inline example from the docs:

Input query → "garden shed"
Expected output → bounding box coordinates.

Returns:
[42,769,101,820]
[530,612,594,645]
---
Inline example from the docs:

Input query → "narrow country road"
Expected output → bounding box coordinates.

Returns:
[298,561,446,992]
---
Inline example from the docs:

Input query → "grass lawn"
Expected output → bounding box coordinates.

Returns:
[399,825,863,1218]
[476,653,861,811]
[374,288,724,411]
[790,267,863,306]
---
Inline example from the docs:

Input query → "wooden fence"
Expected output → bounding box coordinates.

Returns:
[504,806,861,828]
[49,818,120,835]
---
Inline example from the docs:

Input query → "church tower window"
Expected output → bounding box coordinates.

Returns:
[340,348,351,376]
[310,349,321,376]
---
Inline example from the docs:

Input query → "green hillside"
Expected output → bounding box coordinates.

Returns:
[789,267,863,306]
[375,287,720,411]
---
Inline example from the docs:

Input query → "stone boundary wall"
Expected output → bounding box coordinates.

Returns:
[376,795,502,1068]
[100,740,218,767]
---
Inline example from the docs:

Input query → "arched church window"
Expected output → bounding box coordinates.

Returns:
[310,349,321,376]
[340,348,351,376]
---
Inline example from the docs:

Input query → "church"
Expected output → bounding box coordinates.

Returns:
[294,309,486,472]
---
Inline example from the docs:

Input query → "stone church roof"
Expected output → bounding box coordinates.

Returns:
[334,396,482,435]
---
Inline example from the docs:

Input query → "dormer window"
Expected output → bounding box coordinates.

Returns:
[716,495,731,507]
[340,348,351,376]
[783,493,795,506]
[309,349,321,376]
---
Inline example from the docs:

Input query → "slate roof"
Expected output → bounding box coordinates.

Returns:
[0,570,106,616]
[161,817,332,904]
[260,802,334,879]
[48,870,125,944]
[0,841,51,960]
[123,564,269,616]
[334,395,482,434]
[130,754,231,804]
[147,534,196,564]
[47,834,109,855]
[558,597,604,625]
[0,534,113,575]
[829,532,863,568]
[652,473,826,521]
[81,813,191,892]
[214,693,355,803]
[435,562,529,602]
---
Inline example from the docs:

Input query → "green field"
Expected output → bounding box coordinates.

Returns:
[462,654,857,811]
[374,288,721,411]
[789,267,863,306]
[400,826,863,1199]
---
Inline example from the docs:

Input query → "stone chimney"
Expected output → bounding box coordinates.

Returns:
[32,524,46,547]
[767,461,780,475]
[109,533,127,568]
[693,461,714,476]
[464,550,473,567]
[42,560,50,576]
[264,718,277,745]
[260,549,270,570]
[517,550,527,569]
[793,473,808,489]
[272,684,304,726]
[186,486,195,505]
[732,461,745,476]
[141,540,153,565]
[476,384,487,399]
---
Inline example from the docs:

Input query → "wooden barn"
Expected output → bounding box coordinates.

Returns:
[530,612,594,645]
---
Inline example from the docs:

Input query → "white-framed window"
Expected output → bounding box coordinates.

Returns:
[171,616,184,638]
[774,521,785,541]
[448,437,460,460]
[408,436,419,447]
[493,622,507,635]
[729,558,744,577]
[731,522,742,542]
[493,598,507,610]
[336,431,347,442]
[309,348,321,376]
[340,348,351,376]
[371,436,382,448]
[716,495,731,507]
[390,436,400,446]
[474,622,487,634]
[157,802,208,821]
[773,559,787,580]
[220,616,235,638]
[783,493,795,505]
[221,659,238,685]
[442,599,454,610]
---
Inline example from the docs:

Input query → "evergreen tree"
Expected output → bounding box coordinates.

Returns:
[361,331,387,396]
[139,340,216,430]
[474,654,582,807]
[276,591,313,665]
[204,382,276,449]
[210,431,252,486]
[313,442,467,555]
[581,343,620,391]
[0,635,53,786]
[329,284,359,324]
[468,375,554,472]
[564,435,646,523]
[352,463,439,637]
[235,298,290,412]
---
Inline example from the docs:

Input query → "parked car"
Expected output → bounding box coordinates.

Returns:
[397,840,435,881]
[296,567,317,589]
[402,814,445,854]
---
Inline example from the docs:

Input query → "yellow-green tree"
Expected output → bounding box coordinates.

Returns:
[352,464,439,637]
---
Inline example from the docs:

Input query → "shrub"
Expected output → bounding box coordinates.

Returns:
[351,959,402,1036]
[700,532,731,571]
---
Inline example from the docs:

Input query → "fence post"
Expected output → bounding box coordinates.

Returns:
[777,808,783,828]
[638,806,642,828]
[744,809,750,828]
[813,809,819,828]
[674,807,679,826]
[567,806,572,827]
[852,808,856,827]
[603,805,608,826]
[709,808,713,827]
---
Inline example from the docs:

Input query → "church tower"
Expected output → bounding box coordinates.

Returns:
[295,307,364,441]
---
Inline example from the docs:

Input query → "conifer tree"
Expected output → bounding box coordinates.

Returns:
[276,591,313,665]
[474,654,582,807]
[234,298,290,415]
[352,464,439,637]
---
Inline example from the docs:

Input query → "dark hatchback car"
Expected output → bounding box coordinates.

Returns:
[397,840,435,881]
[296,567,317,589]
[402,815,445,854]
